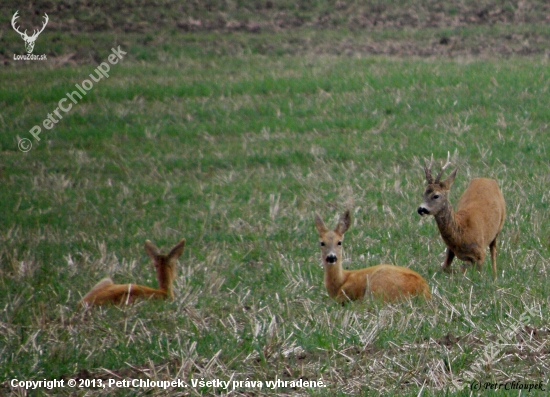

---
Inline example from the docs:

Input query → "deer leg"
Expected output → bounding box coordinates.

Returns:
[442,248,455,273]
[489,237,498,279]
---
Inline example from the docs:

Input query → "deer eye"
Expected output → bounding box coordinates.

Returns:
[337,241,342,246]
[320,242,325,246]
[433,194,440,199]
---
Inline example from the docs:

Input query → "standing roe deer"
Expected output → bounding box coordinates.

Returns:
[417,153,506,279]
[80,238,185,306]
[314,210,431,303]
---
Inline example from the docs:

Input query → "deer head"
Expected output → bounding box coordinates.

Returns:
[144,238,185,299]
[314,210,351,266]
[418,152,457,216]
[11,11,49,54]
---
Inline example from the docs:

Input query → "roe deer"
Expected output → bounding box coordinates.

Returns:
[314,210,431,303]
[80,238,185,306]
[417,153,506,279]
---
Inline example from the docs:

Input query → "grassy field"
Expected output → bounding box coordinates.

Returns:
[2,1,550,396]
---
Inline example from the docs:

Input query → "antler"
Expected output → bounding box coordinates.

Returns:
[434,151,452,184]
[11,11,48,40]
[36,14,49,36]
[424,152,452,185]
[35,14,49,37]
[11,11,26,38]
[423,154,434,184]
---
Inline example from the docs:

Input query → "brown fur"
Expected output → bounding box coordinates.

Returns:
[80,238,185,306]
[314,211,431,304]
[418,158,506,278]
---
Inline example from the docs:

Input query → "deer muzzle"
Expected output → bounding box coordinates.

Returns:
[417,206,430,216]
[326,254,337,264]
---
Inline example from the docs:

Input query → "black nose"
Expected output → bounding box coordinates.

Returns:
[417,207,429,216]
[326,254,337,264]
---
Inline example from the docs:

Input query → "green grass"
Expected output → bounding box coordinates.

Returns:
[2,6,550,396]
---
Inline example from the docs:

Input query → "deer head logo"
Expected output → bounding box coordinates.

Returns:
[11,11,49,54]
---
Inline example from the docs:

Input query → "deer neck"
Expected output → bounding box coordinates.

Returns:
[434,201,464,247]
[156,264,175,299]
[324,260,345,299]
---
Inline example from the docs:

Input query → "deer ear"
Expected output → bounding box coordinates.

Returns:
[335,210,351,235]
[144,240,160,260]
[314,213,328,236]
[168,238,186,259]
[440,168,457,190]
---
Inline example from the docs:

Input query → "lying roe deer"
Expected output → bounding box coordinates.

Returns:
[80,238,185,306]
[314,210,431,303]
[417,153,506,279]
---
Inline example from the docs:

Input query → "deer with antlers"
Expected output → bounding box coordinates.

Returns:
[11,11,49,54]
[315,210,431,303]
[80,239,185,306]
[417,153,506,279]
